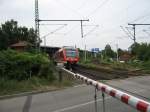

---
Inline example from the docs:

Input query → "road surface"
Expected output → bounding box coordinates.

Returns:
[0,76,150,112]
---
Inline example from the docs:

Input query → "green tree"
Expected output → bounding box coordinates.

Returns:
[130,43,150,61]
[118,48,124,57]
[103,44,116,58]
[0,19,37,50]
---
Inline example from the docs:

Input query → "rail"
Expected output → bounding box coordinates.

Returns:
[61,68,150,112]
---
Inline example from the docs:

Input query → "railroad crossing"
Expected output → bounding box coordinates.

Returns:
[0,68,150,112]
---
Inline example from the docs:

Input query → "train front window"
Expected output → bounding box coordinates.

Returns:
[66,49,77,57]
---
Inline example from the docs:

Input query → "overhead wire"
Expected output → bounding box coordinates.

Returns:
[55,0,83,18]
[130,12,150,23]
[76,0,90,10]
[125,27,134,37]
[143,29,150,37]
[41,24,67,39]
[86,0,110,18]
[120,26,134,40]
[40,24,67,26]
[83,25,99,37]
[64,24,79,36]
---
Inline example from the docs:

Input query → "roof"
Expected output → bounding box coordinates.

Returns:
[10,41,30,47]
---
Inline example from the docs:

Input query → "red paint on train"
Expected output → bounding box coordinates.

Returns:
[54,47,79,65]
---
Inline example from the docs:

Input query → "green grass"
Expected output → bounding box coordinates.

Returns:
[0,75,74,96]
[0,77,49,96]
[80,59,150,74]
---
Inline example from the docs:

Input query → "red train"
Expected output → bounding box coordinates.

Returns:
[54,46,79,68]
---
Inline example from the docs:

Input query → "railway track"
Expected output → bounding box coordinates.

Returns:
[72,65,110,80]
[70,64,150,102]
[72,64,130,81]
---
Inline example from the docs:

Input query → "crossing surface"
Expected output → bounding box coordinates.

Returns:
[0,76,150,112]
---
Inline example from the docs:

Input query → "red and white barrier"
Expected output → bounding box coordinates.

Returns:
[62,68,150,112]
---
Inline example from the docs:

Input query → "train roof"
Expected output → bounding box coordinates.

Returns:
[62,46,75,49]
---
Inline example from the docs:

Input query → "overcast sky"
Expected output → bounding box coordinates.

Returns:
[0,0,150,51]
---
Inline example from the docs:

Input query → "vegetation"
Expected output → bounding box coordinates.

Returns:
[101,44,116,59]
[0,49,58,95]
[0,49,55,81]
[130,42,150,61]
[79,43,150,74]
[0,20,75,96]
[0,19,37,50]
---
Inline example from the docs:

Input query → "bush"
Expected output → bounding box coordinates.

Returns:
[0,49,55,81]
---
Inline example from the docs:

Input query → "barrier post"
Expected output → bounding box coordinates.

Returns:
[59,70,62,83]
[94,87,98,112]
[102,92,106,112]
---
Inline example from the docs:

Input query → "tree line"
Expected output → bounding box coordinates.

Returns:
[0,19,37,50]
[102,42,150,62]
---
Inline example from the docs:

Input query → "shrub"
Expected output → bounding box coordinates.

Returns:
[0,49,55,81]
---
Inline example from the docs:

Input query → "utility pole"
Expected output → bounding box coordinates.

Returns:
[38,19,89,39]
[81,20,84,38]
[82,24,99,61]
[84,45,87,62]
[116,44,119,62]
[39,19,89,62]
[128,23,150,44]
[35,0,40,52]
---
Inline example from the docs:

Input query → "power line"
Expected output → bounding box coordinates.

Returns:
[130,12,150,23]
[143,29,150,37]
[87,0,110,17]
[64,24,79,36]
[120,26,134,41]
[55,0,83,17]
[40,24,67,26]
[128,23,150,44]
[83,25,99,37]
[38,19,89,39]
[76,0,89,10]
[41,24,67,39]
[125,27,134,37]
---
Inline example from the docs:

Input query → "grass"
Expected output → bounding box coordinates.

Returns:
[0,77,51,96]
[79,59,150,75]
[0,74,74,96]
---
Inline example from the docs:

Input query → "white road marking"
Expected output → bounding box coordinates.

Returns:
[52,96,111,112]
[73,84,86,88]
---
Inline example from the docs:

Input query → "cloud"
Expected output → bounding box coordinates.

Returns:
[0,0,150,50]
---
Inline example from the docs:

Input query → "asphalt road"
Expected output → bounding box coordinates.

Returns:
[0,76,150,112]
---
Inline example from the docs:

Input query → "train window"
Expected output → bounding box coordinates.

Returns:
[66,49,77,57]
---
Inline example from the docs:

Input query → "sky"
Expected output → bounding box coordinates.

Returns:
[0,0,150,51]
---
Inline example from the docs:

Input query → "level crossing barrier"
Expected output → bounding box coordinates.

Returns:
[61,68,150,112]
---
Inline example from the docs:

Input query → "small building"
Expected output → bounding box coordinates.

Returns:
[10,41,32,52]
[119,53,132,62]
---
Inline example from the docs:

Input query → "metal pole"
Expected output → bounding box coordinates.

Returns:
[85,45,87,62]
[39,19,89,22]
[44,36,46,52]
[133,25,136,44]
[102,92,106,112]
[128,23,150,44]
[116,44,119,62]
[59,70,62,83]
[94,87,98,112]
[35,0,40,52]
[81,20,84,38]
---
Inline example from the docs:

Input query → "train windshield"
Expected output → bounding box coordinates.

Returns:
[65,49,78,57]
